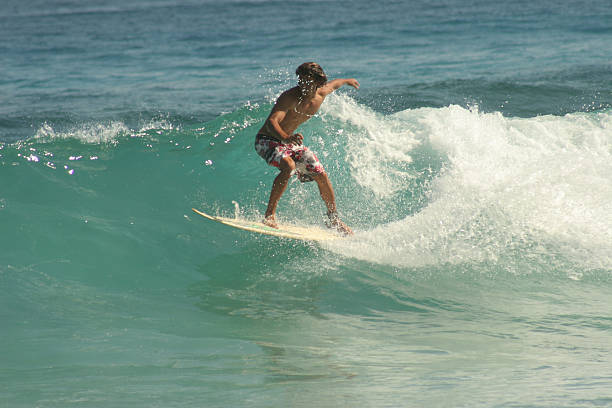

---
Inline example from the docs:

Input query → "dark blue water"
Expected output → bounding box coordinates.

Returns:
[2,1,612,407]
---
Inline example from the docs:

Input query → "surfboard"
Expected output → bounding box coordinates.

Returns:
[191,208,341,242]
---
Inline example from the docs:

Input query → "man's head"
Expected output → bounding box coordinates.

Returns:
[296,62,327,88]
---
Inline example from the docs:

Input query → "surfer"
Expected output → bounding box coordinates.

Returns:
[254,62,359,235]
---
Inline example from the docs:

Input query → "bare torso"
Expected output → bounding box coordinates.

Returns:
[258,86,325,140]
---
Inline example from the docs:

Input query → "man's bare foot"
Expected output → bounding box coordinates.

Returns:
[333,219,353,236]
[327,212,353,236]
[263,216,279,229]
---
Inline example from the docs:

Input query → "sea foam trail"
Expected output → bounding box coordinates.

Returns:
[325,103,612,273]
[33,119,177,144]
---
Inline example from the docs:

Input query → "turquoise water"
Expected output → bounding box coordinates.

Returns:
[2,1,612,407]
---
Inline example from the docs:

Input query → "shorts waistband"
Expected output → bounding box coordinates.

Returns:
[256,133,281,142]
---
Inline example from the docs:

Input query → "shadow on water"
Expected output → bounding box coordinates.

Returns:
[187,236,478,325]
[188,239,333,321]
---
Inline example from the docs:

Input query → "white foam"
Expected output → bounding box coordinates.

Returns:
[329,105,612,272]
[33,120,175,144]
[34,122,130,144]
[322,94,420,197]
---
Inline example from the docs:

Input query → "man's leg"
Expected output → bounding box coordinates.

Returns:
[312,172,353,235]
[312,172,336,214]
[264,156,295,228]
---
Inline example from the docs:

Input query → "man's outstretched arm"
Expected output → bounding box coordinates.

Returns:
[326,78,360,92]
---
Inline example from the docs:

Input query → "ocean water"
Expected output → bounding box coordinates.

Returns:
[2,0,612,407]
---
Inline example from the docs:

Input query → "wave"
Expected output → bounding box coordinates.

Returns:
[2,96,611,277]
[323,100,612,274]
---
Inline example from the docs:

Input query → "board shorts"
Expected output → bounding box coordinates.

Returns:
[254,134,325,182]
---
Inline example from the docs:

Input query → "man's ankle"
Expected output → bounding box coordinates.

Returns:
[327,211,339,224]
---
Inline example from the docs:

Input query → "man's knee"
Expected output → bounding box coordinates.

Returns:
[279,156,296,173]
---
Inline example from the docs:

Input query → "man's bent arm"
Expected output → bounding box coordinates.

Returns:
[265,91,296,141]
[267,110,292,140]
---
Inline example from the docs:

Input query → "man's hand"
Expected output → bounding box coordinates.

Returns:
[288,133,303,145]
[345,78,360,89]
[326,78,360,93]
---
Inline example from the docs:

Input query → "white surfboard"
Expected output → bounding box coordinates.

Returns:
[191,208,341,242]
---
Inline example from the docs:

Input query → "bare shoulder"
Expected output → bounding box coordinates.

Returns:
[273,87,300,110]
[278,86,300,100]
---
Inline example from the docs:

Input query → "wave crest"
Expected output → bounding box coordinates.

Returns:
[328,105,612,273]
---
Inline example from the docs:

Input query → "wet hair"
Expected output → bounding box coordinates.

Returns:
[296,62,327,85]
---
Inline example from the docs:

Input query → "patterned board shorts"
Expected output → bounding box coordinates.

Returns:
[254,134,325,182]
